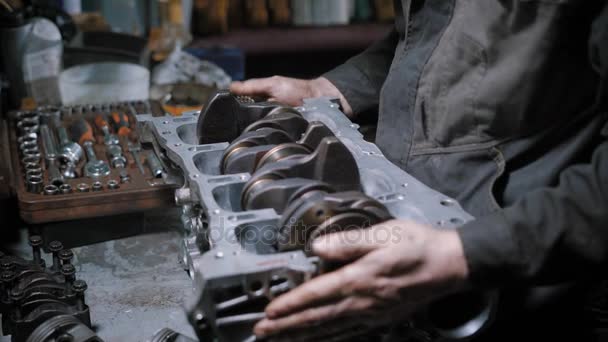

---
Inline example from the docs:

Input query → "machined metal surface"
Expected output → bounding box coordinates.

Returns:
[138,92,489,341]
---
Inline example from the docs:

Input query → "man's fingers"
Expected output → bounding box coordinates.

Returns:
[229,78,273,96]
[257,296,375,338]
[312,231,378,261]
[312,221,401,261]
[267,320,370,342]
[255,302,340,337]
[264,265,364,318]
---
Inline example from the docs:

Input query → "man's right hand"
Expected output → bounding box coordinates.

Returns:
[229,76,353,117]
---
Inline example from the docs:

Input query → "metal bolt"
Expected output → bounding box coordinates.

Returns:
[59,249,74,265]
[72,279,87,292]
[1,270,15,283]
[56,333,74,342]
[10,288,23,301]
[0,258,15,272]
[61,264,76,295]
[72,279,87,310]
[29,235,43,266]
[2,271,16,300]
[10,288,23,319]
[49,241,63,271]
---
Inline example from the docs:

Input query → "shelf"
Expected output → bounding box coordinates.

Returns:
[190,23,392,56]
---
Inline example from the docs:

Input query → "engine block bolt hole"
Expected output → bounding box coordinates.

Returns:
[440,199,455,207]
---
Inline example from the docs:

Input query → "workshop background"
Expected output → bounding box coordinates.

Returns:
[0,1,394,341]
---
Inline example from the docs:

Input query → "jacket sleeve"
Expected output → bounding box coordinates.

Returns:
[458,3,608,288]
[458,136,608,287]
[322,29,398,115]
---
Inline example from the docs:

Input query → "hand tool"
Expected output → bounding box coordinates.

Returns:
[76,183,90,193]
[94,113,120,145]
[56,126,82,179]
[26,169,42,179]
[72,118,111,178]
[61,162,78,179]
[17,119,39,136]
[43,184,59,195]
[19,139,38,152]
[106,144,127,168]
[40,125,64,186]
[38,105,61,126]
[24,163,42,174]
[17,132,38,146]
[83,141,111,178]
[146,151,164,178]
[91,181,103,192]
[22,155,40,167]
[57,126,83,166]
[46,163,64,187]
[26,175,43,194]
[21,146,40,160]
[70,118,95,146]
[127,142,145,175]
[59,184,72,194]
[119,169,131,183]
[16,111,40,123]
[111,110,131,137]
[107,179,120,190]
[21,140,39,151]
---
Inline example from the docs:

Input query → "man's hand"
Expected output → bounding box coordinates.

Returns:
[229,76,354,116]
[254,220,469,341]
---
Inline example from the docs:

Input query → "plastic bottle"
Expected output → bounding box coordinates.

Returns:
[22,17,63,105]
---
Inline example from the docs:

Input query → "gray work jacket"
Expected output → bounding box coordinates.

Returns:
[324,0,608,287]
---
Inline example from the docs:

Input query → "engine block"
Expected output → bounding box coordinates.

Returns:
[137,92,491,341]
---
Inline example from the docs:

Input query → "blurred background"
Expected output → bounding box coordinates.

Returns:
[1,0,393,111]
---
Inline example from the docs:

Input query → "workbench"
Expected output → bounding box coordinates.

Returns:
[1,209,196,342]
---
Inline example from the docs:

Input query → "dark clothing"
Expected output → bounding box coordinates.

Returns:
[324,0,608,287]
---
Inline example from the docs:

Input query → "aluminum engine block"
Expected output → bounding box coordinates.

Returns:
[137,92,492,341]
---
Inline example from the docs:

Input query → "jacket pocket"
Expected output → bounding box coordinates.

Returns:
[422,32,487,147]
[488,147,506,210]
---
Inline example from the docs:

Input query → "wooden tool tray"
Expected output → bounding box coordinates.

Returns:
[6,102,177,224]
